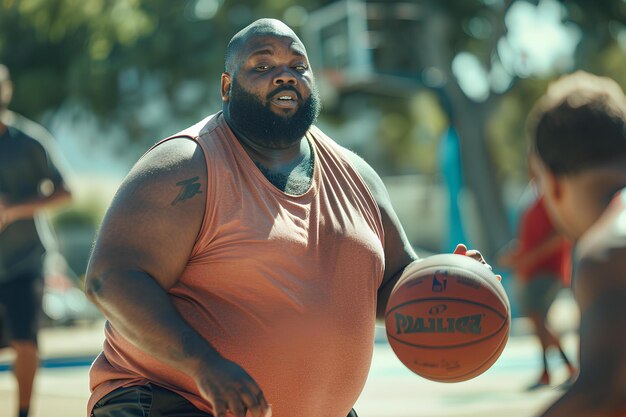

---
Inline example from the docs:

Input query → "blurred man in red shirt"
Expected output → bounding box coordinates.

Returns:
[499,189,577,390]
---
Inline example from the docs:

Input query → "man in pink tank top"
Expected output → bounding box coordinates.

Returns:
[84,18,491,417]
[529,72,626,417]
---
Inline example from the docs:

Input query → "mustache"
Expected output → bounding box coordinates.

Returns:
[267,85,302,100]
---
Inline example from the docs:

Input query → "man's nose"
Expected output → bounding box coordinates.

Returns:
[273,67,297,85]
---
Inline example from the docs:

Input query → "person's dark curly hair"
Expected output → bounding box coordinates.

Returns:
[528,71,626,175]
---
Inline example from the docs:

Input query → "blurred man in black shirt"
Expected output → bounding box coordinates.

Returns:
[0,64,72,417]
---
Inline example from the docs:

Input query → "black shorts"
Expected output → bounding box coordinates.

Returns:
[91,384,359,417]
[0,273,44,346]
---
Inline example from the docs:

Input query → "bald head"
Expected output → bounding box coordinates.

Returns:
[0,64,12,112]
[224,19,306,74]
[0,64,10,83]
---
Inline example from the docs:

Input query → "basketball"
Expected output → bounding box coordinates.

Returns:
[384,253,511,383]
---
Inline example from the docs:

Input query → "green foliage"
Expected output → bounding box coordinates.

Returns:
[1,0,626,182]
[0,0,323,143]
[51,204,99,230]
[1,0,147,116]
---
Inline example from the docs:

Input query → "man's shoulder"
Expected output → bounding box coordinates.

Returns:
[575,226,626,312]
[2,111,54,145]
[310,127,370,174]
[170,113,220,140]
[163,113,231,157]
[308,125,368,170]
[310,126,390,207]
[590,188,626,241]
[576,188,626,272]
[143,114,222,166]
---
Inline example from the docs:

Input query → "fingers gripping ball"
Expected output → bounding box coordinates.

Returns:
[384,254,511,383]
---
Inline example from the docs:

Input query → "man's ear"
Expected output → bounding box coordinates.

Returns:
[544,169,564,203]
[221,73,231,102]
[530,153,562,201]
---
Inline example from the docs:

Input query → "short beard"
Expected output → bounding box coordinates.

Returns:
[225,80,321,148]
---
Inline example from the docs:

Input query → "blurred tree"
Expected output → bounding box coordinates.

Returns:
[0,0,319,146]
[304,0,626,256]
[1,0,626,256]
[412,0,625,257]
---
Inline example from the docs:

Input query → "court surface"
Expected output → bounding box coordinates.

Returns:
[1,294,578,417]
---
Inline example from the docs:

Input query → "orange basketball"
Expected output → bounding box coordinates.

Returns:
[384,253,510,383]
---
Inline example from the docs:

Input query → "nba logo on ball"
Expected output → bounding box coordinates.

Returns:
[385,254,511,383]
[431,271,447,292]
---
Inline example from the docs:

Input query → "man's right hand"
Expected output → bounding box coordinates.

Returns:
[194,354,271,417]
[0,197,13,232]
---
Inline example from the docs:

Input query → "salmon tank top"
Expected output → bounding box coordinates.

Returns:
[88,113,386,417]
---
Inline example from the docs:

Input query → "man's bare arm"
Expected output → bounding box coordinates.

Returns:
[538,248,626,417]
[85,138,269,417]
[0,183,71,231]
[86,138,211,369]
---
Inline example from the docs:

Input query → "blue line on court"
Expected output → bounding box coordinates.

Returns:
[0,355,95,372]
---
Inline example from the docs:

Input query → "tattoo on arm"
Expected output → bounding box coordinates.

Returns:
[171,176,202,206]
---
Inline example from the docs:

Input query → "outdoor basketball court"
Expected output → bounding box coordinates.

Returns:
[1,293,578,417]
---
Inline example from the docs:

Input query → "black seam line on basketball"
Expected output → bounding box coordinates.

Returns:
[402,276,509,311]
[421,325,510,382]
[384,297,507,321]
[385,311,510,351]
[398,267,509,310]
[476,272,509,309]
[384,320,508,351]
